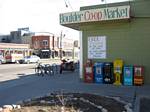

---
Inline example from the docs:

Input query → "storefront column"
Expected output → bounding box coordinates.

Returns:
[79,31,83,80]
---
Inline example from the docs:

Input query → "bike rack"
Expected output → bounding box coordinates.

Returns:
[35,63,61,76]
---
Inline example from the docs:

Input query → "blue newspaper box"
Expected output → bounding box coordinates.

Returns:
[94,62,104,83]
[103,62,113,84]
[123,65,133,86]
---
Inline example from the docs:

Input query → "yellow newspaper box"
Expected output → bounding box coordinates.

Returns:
[113,59,123,85]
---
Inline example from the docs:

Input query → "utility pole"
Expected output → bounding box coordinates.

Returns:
[59,31,65,60]
[52,35,55,58]
[60,31,63,60]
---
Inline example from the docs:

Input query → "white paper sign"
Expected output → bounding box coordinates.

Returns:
[88,36,106,59]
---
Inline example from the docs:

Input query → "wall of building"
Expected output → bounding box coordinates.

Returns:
[80,1,150,83]
[62,38,74,49]
[0,35,11,43]
[21,35,32,45]
[81,18,150,83]
[10,31,22,43]
[0,43,31,57]
[59,0,150,83]
[32,35,50,49]
[61,37,74,59]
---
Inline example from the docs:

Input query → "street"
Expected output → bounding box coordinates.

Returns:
[0,62,79,106]
[0,59,61,82]
[0,63,36,82]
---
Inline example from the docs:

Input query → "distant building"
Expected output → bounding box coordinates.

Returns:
[0,29,33,44]
[32,35,52,58]
[0,35,11,43]
[32,35,77,59]
[0,42,31,58]
[10,31,22,43]
[73,40,80,60]
[0,29,79,60]
[61,37,74,59]
[21,34,34,45]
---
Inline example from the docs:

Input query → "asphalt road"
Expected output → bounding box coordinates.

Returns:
[0,62,79,106]
[0,59,61,82]
[0,63,36,82]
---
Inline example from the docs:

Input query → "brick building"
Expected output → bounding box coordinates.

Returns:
[32,35,74,59]
[32,35,52,58]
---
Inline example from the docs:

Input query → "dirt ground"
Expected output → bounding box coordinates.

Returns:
[12,93,128,112]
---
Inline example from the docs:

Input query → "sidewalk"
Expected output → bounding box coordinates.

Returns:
[133,85,150,112]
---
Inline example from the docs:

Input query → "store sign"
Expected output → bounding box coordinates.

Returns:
[88,36,106,59]
[60,5,130,24]
[18,27,29,31]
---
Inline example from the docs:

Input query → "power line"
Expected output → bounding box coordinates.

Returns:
[64,0,68,8]
[64,0,73,11]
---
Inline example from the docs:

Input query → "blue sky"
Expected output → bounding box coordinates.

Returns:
[0,0,128,40]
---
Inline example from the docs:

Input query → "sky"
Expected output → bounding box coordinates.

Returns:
[0,0,128,40]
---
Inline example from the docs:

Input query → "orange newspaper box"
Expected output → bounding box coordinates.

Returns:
[84,59,94,83]
[134,66,144,85]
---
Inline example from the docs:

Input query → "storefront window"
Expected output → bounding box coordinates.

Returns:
[43,40,48,46]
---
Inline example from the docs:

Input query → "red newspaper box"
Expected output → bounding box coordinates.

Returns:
[134,66,144,85]
[84,59,94,83]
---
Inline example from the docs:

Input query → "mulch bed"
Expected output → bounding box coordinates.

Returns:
[13,93,129,112]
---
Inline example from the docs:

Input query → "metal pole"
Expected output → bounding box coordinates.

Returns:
[60,31,62,60]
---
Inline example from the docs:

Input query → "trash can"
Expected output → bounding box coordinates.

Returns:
[113,59,123,85]
[134,65,144,85]
[94,62,104,83]
[123,65,133,86]
[103,62,113,84]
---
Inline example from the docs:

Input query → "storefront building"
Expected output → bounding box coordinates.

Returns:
[32,35,52,58]
[32,35,75,59]
[60,0,150,84]
[0,43,31,57]
[61,37,74,59]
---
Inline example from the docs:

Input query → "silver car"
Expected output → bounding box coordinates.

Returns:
[19,55,40,64]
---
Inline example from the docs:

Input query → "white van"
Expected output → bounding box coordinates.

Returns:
[0,53,6,64]
[5,53,23,63]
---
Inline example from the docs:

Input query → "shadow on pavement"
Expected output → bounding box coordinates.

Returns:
[0,70,79,106]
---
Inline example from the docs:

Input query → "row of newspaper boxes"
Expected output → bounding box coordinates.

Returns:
[84,59,144,86]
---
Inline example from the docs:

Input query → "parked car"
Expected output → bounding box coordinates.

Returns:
[19,55,40,64]
[0,54,6,64]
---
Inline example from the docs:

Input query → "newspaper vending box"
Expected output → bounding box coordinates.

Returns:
[113,59,123,85]
[103,62,113,84]
[84,59,94,83]
[123,65,133,86]
[94,62,104,83]
[134,66,144,85]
